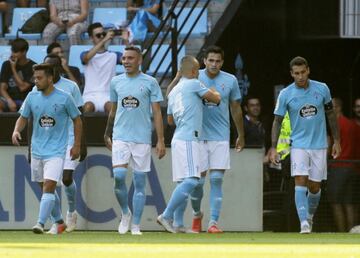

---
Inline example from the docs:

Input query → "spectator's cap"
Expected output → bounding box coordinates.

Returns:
[11,38,29,53]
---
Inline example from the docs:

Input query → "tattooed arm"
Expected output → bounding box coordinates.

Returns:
[269,115,284,165]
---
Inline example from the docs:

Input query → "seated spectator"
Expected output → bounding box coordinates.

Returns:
[42,0,88,46]
[47,42,82,87]
[243,96,265,147]
[81,23,122,114]
[16,0,48,7]
[327,98,359,232]
[0,1,8,34]
[0,38,36,112]
[126,0,161,43]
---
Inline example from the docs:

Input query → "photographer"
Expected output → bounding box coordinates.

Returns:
[81,23,122,114]
[42,0,89,46]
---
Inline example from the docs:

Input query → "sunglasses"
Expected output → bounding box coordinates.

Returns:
[95,32,106,38]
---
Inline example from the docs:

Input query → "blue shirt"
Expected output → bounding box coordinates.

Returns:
[110,72,163,144]
[32,77,83,146]
[199,69,241,141]
[274,79,332,149]
[167,78,209,141]
[20,88,81,159]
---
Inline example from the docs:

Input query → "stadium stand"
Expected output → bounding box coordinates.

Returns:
[26,45,47,64]
[92,8,127,28]
[148,44,185,75]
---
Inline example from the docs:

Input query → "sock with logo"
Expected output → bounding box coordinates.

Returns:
[113,167,129,215]
[132,171,146,225]
[295,185,308,223]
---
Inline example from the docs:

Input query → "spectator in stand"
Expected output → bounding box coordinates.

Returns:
[126,0,161,43]
[0,1,9,34]
[243,96,265,147]
[327,98,358,232]
[81,22,122,114]
[46,42,82,87]
[42,0,89,46]
[0,38,36,112]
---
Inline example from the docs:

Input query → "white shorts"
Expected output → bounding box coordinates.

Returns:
[82,92,109,112]
[112,140,151,172]
[31,157,64,183]
[171,139,201,182]
[63,145,80,170]
[199,140,230,172]
[290,148,328,182]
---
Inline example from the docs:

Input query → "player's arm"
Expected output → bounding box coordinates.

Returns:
[12,116,28,146]
[78,107,87,161]
[152,102,166,159]
[166,71,181,97]
[167,115,174,126]
[70,116,82,160]
[202,88,221,104]
[269,115,284,165]
[325,101,341,159]
[230,100,245,152]
[104,102,117,151]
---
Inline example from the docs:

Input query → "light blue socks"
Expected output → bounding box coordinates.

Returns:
[113,167,129,215]
[209,171,224,225]
[173,181,188,227]
[295,186,308,222]
[190,176,205,217]
[64,181,76,213]
[308,189,321,219]
[50,191,63,223]
[38,193,55,225]
[132,171,146,225]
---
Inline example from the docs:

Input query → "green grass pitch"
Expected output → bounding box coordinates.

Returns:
[1,231,360,258]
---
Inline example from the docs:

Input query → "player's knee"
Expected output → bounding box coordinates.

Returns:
[113,168,127,188]
[210,171,224,186]
[62,178,73,187]
[133,172,146,192]
[308,184,321,194]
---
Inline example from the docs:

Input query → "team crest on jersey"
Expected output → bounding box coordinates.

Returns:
[39,115,56,128]
[299,104,317,118]
[122,96,140,109]
[221,84,225,90]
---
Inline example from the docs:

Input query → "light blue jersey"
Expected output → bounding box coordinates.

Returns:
[32,77,83,146]
[199,69,241,141]
[20,88,81,159]
[167,78,209,141]
[110,72,163,144]
[274,79,332,149]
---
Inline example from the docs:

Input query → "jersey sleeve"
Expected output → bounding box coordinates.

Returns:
[19,94,32,118]
[80,51,89,65]
[195,81,209,98]
[65,95,81,119]
[110,78,118,103]
[150,79,164,102]
[167,99,173,115]
[230,77,241,102]
[274,90,287,117]
[322,84,332,104]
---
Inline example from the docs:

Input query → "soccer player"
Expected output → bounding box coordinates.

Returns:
[104,46,166,235]
[166,46,245,233]
[157,55,221,233]
[12,63,82,234]
[269,56,341,234]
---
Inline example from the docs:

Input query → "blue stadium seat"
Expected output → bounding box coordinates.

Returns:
[0,13,3,37]
[92,8,127,28]
[0,46,11,69]
[5,8,45,40]
[148,44,185,75]
[174,7,208,37]
[27,45,48,64]
[68,45,93,73]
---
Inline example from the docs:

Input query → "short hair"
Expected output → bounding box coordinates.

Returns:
[204,45,224,60]
[47,42,62,54]
[289,56,309,69]
[180,55,197,71]
[88,22,103,37]
[10,38,29,53]
[124,45,142,55]
[33,63,54,77]
[243,96,261,107]
[44,53,62,66]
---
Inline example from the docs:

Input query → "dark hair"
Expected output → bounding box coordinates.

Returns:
[289,56,309,70]
[47,42,62,54]
[10,38,29,53]
[44,53,62,66]
[124,45,142,55]
[33,63,54,77]
[204,45,224,60]
[243,96,261,107]
[88,22,103,37]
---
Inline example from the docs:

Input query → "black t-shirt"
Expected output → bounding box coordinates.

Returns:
[0,59,36,101]
[243,116,266,147]
[61,65,82,87]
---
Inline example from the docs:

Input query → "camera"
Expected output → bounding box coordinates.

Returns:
[112,29,123,36]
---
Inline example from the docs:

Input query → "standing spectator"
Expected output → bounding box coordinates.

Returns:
[0,38,36,112]
[16,0,48,7]
[126,0,161,43]
[243,96,265,147]
[42,0,88,46]
[81,23,122,114]
[104,46,165,235]
[157,55,221,233]
[327,98,358,232]
[269,56,341,234]
[46,42,82,87]
[12,63,82,234]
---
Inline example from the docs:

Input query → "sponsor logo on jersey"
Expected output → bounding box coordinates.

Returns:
[39,115,56,127]
[202,99,219,107]
[122,96,140,109]
[299,104,317,118]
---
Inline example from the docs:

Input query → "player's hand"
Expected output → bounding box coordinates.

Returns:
[332,141,341,159]
[12,131,22,146]
[269,147,280,165]
[79,144,87,162]
[104,135,112,151]
[235,136,245,152]
[70,145,80,160]
[156,141,166,159]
